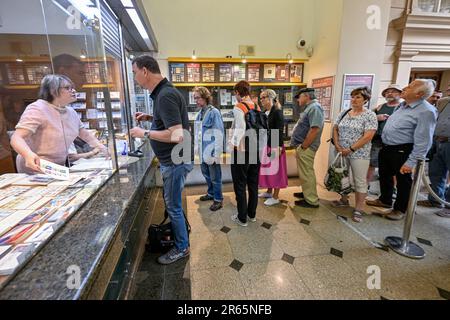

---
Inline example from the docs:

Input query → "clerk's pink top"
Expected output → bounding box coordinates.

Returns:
[15,99,98,174]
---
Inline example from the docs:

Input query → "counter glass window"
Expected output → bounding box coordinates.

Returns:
[0,0,131,286]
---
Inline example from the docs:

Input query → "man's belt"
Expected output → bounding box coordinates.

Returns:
[435,136,450,143]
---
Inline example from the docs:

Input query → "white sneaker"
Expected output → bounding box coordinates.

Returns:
[258,192,272,199]
[264,198,280,206]
[248,216,257,222]
[231,214,248,227]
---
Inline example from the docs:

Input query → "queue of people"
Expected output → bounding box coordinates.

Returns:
[6,52,447,265]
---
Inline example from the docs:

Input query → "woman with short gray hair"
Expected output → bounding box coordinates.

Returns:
[258,89,288,206]
[11,74,107,173]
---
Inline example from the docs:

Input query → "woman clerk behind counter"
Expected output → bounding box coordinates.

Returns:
[11,74,107,174]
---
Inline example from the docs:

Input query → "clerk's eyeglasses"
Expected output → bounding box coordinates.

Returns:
[260,96,268,100]
[61,85,75,91]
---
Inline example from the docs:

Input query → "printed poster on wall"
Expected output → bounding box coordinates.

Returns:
[341,74,375,111]
[312,76,335,122]
[289,64,303,82]
[202,64,215,82]
[232,64,246,82]
[247,64,260,82]
[263,64,276,80]
[186,63,200,83]
[219,64,233,82]
[276,65,289,81]
[170,63,185,82]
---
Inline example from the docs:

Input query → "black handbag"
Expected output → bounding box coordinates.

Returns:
[147,209,191,253]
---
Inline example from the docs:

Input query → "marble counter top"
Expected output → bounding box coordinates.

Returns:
[0,148,156,300]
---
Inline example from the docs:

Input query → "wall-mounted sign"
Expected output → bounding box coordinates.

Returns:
[341,74,375,111]
[312,76,334,122]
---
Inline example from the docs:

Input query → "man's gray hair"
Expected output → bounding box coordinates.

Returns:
[38,74,74,103]
[415,79,436,100]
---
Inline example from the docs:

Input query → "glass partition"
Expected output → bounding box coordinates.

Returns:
[0,0,130,287]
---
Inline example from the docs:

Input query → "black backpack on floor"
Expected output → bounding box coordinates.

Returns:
[147,209,191,253]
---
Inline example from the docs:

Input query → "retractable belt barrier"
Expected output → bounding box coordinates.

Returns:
[385,160,427,259]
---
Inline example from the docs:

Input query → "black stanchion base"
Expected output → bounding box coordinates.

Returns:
[385,236,426,260]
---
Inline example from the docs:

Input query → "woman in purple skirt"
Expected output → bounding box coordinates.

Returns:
[258,89,288,206]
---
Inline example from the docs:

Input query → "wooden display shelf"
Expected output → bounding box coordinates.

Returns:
[168,57,308,63]
[82,84,115,89]
[173,82,306,87]
[3,85,40,90]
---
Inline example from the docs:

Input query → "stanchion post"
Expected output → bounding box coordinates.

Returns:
[385,159,426,259]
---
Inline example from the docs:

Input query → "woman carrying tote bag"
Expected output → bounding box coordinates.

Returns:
[331,87,378,222]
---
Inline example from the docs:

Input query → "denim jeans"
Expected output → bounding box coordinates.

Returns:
[160,163,193,251]
[200,162,223,202]
[428,141,450,206]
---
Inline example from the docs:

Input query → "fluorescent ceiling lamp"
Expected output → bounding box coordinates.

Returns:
[126,8,149,40]
[67,0,99,19]
[120,0,134,8]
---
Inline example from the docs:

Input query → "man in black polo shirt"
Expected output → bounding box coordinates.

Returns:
[130,55,192,265]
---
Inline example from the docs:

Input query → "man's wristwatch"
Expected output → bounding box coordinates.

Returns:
[144,130,151,140]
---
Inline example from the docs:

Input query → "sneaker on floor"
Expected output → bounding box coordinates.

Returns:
[210,201,223,212]
[157,247,190,265]
[258,192,272,199]
[295,200,319,208]
[200,194,214,202]
[231,214,248,227]
[264,197,280,206]
[435,208,450,218]
[386,210,405,221]
[247,216,257,222]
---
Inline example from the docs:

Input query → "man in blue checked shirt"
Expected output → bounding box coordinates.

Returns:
[366,79,438,221]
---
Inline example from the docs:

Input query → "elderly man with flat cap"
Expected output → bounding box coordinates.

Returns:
[290,88,324,208]
[367,84,404,187]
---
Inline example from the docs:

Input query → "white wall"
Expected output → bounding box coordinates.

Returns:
[141,0,317,78]
[333,0,391,114]
[306,0,344,186]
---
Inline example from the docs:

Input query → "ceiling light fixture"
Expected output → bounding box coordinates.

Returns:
[120,0,134,8]
[192,50,197,60]
[286,53,293,64]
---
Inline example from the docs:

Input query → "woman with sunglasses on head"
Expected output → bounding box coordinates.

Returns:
[11,74,107,174]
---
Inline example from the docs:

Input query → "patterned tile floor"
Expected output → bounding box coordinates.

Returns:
[132,182,450,300]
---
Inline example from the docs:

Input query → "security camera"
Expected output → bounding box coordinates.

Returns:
[297,39,306,49]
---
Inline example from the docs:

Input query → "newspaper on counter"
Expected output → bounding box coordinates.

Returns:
[24,223,56,243]
[0,174,27,189]
[0,243,40,275]
[0,223,40,245]
[39,159,69,181]
[0,245,11,258]
[0,211,34,237]
[18,207,57,225]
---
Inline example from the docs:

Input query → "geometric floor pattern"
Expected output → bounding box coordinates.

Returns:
[132,184,450,300]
